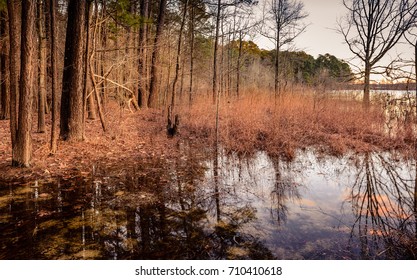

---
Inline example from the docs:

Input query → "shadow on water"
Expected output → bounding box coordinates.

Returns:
[0,143,416,259]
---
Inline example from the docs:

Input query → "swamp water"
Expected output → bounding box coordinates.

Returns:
[1,147,416,260]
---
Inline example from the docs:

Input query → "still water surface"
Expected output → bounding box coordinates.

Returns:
[1,147,416,259]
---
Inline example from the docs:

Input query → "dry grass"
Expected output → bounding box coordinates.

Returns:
[179,88,416,159]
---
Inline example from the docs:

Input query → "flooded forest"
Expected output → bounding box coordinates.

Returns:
[1,0,417,260]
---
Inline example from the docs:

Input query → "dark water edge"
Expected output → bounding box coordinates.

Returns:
[1,145,416,260]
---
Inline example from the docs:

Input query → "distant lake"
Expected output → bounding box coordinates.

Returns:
[330,89,416,100]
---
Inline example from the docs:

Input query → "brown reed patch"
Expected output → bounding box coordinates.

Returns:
[178,89,416,158]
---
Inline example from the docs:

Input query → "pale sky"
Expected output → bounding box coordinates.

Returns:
[252,0,414,80]
[293,0,348,59]
[253,0,348,59]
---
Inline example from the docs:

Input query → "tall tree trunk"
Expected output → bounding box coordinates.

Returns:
[147,0,167,108]
[227,27,232,98]
[212,0,221,104]
[37,0,46,133]
[170,0,188,112]
[138,0,149,107]
[274,32,280,98]
[84,0,97,120]
[0,11,9,120]
[414,153,417,238]
[363,62,371,109]
[14,0,36,167]
[60,0,86,141]
[124,3,139,112]
[7,0,20,159]
[50,0,58,153]
[236,31,243,98]
[220,15,225,98]
[89,0,107,132]
[99,2,107,111]
[414,40,417,117]
[188,4,195,105]
[179,51,185,103]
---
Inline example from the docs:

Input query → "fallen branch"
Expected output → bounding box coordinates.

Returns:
[93,74,139,111]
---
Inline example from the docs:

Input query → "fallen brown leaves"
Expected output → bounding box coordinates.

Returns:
[0,103,182,183]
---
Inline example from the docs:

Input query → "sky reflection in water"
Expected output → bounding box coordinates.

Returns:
[0,148,416,259]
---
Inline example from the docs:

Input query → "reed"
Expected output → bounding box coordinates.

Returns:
[179,88,416,158]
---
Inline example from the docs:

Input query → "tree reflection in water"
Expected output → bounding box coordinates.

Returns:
[2,145,417,259]
[269,155,301,225]
[0,143,275,259]
[348,152,417,259]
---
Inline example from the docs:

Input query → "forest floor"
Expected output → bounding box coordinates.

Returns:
[0,103,184,183]
[1,93,416,183]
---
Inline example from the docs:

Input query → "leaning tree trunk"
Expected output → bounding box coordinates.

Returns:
[14,0,36,167]
[60,0,86,141]
[89,0,107,132]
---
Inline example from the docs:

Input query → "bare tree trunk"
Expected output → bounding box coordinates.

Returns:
[164,42,172,108]
[415,154,417,238]
[138,0,149,108]
[99,3,107,111]
[340,0,417,109]
[37,0,47,133]
[170,0,188,112]
[363,62,371,109]
[124,3,139,112]
[130,1,139,103]
[14,0,36,167]
[148,0,167,108]
[50,0,58,154]
[179,51,185,103]
[236,31,243,98]
[274,32,280,98]
[212,0,221,104]
[60,0,86,141]
[188,4,195,105]
[227,28,232,98]
[84,0,97,120]
[220,17,225,98]
[7,0,20,159]
[166,0,188,136]
[89,0,106,132]
[0,11,9,120]
[415,40,416,117]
